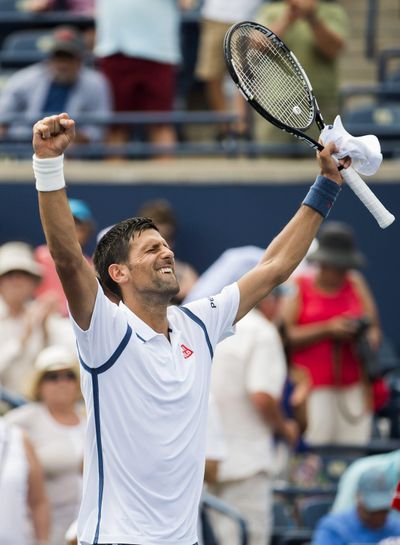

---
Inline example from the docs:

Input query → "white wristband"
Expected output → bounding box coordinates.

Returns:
[33,154,66,192]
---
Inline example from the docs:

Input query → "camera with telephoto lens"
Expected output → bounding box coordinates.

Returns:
[352,317,380,381]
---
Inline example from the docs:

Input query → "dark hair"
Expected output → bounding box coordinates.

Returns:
[137,199,178,231]
[93,217,158,298]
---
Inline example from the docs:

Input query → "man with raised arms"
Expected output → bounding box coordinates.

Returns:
[32,112,347,545]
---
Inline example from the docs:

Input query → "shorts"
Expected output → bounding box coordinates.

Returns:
[195,19,232,81]
[99,54,177,112]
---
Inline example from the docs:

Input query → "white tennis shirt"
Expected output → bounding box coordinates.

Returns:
[71,281,239,545]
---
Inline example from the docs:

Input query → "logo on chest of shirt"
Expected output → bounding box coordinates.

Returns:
[180,344,194,359]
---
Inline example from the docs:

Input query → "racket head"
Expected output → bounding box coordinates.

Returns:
[224,21,318,136]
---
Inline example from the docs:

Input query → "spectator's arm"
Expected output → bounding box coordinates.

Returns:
[306,12,345,60]
[204,460,219,484]
[281,288,359,348]
[24,434,50,544]
[250,392,299,448]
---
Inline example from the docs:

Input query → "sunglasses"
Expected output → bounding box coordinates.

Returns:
[41,370,77,383]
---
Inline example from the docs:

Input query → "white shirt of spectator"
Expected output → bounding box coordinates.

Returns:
[0,421,30,545]
[211,308,287,481]
[201,0,263,23]
[71,281,239,545]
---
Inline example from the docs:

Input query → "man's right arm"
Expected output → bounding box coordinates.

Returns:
[33,113,98,330]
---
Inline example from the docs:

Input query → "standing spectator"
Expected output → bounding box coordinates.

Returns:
[282,221,381,446]
[208,290,298,545]
[0,241,75,396]
[312,467,400,545]
[6,345,86,545]
[35,198,95,317]
[0,26,111,144]
[195,0,263,141]
[95,0,194,148]
[256,0,348,145]
[0,418,50,545]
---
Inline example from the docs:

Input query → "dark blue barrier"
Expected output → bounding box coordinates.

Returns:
[0,180,398,350]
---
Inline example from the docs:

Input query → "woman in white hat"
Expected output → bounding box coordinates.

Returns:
[0,241,76,397]
[6,345,86,545]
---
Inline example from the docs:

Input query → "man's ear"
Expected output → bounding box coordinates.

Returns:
[108,263,130,287]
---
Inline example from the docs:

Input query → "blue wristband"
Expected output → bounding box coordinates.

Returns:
[302,175,341,218]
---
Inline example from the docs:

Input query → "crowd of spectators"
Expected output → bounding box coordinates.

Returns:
[0,0,352,157]
[0,190,399,544]
[0,1,399,545]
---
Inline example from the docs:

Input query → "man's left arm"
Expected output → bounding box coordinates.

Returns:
[235,143,346,323]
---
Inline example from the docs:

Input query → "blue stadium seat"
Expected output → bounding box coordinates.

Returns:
[0,0,18,10]
[298,497,333,531]
[343,103,400,157]
[0,29,51,68]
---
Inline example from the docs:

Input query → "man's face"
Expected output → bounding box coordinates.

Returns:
[121,229,180,300]
[48,53,81,84]
[357,503,390,530]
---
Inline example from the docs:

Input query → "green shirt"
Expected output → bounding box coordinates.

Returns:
[257,1,348,123]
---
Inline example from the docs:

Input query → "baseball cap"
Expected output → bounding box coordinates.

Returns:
[68,198,93,223]
[0,241,43,278]
[48,26,83,58]
[357,467,395,511]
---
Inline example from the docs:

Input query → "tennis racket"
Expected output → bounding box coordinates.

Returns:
[224,21,395,229]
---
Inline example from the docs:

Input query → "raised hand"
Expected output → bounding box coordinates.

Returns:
[33,112,76,159]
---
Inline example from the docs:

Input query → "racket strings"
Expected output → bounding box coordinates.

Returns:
[230,27,314,130]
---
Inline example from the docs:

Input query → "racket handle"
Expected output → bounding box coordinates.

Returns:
[341,167,395,229]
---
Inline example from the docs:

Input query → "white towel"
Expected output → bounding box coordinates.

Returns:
[320,115,382,176]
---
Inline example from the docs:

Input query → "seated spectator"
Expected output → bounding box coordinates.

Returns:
[0,26,111,143]
[332,449,400,513]
[35,198,95,316]
[0,417,50,545]
[0,241,75,396]
[312,467,400,545]
[6,345,86,545]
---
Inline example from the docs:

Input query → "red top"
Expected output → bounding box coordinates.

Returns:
[292,274,364,389]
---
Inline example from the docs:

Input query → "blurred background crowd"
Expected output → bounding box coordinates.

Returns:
[0,1,399,545]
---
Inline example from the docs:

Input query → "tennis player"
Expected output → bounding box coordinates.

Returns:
[32,112,347,545]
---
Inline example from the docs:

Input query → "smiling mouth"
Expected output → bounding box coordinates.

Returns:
[159,267,174,274]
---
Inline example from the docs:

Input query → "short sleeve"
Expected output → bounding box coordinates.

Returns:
[182,283,240,351]
[245,324,287,397]
[69,281,129,369]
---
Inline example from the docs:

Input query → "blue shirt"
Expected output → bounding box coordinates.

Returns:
[42,82,73,114]
[312,508,400,545]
